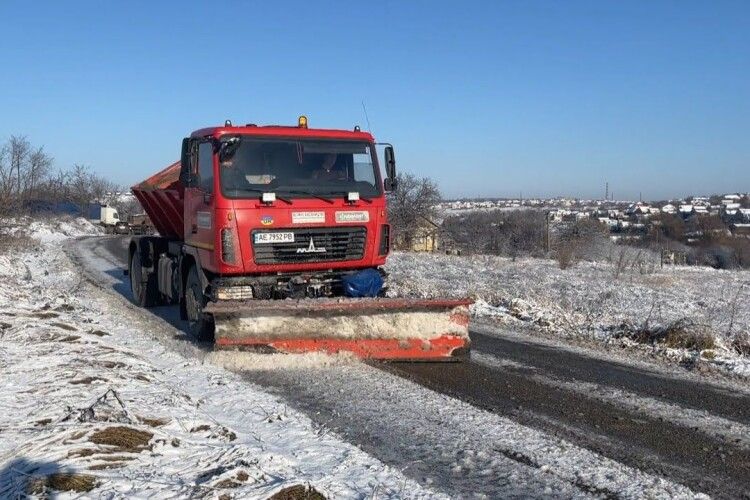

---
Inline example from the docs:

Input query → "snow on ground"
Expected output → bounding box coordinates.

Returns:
[69,226,714,498]
[0,218,441,499]
[385,251,750,379]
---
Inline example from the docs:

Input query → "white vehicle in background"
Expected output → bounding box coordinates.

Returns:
[88,204,121,233]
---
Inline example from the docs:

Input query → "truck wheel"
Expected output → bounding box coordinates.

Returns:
[185,265,214,341]
[129,250,158,307]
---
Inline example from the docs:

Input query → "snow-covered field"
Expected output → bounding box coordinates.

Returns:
[0,218,440,498]
[386,251,750,379]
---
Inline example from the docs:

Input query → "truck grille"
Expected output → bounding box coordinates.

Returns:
[252,227,367,264]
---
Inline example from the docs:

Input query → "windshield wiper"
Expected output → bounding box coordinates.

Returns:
[280,190,335,204]
[231,188,292,205]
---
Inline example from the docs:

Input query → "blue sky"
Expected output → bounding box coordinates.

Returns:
[0,1,748,200]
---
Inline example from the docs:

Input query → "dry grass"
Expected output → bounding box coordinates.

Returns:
[32,311,60,319]
[138,416,170,427]
[69,376,108,385]
[0,231,35,254]
[268,484,327,500]
[732,333,750,356]
[214,478,242,489]
[89,426,153,451]
[88,462,127,470]
[67,448,98,458]
[98,360,127,369]
[50,322,77,331]
[555,243,576,270]
[27,473,97,494]
[631,319,716,351]
[662,321,716,351]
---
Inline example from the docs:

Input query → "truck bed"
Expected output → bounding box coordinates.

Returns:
[131,161,184,239]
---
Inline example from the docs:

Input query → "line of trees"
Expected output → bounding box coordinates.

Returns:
[442,210,548,260]
[0,135,118,217]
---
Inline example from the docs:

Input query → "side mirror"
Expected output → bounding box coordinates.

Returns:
[179,138,199,188]
[384,146,397,192]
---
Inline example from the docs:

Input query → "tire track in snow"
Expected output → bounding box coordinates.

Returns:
[243,361,703,499]
[472,351,750,450]
[389,355,750,498]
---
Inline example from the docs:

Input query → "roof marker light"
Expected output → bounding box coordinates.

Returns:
[225,119,232,127]
[298,115,308,128]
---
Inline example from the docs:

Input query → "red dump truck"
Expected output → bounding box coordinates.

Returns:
[129,117,471,360]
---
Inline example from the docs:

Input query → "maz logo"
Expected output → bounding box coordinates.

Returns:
[296,237,326,254]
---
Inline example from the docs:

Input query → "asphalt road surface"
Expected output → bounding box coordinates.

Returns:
[76,235,750,498]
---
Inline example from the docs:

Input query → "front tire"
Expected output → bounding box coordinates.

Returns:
[129,249,158,307]
[185,265,214,341]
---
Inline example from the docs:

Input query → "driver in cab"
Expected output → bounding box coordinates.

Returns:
[312,153,347,181]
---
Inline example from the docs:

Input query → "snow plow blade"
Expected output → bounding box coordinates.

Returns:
[205,298,472,361]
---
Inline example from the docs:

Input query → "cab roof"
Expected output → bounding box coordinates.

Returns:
[191,124,375,142]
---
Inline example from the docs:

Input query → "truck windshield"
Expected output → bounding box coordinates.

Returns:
[219,138,381,199]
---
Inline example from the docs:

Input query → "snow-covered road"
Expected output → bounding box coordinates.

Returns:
[2,220,748,498]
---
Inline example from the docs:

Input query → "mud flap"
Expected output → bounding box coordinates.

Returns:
[204,298,472,361]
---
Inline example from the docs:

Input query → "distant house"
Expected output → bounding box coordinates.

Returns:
[694,205,709,215]
[409,217,440,252]
[661,204,677,214]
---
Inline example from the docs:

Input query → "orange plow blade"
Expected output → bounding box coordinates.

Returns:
[205,298,472,361]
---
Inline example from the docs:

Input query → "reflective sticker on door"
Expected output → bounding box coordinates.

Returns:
[196,212,211,229]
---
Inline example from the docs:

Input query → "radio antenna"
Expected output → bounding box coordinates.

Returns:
[361,100,373,134]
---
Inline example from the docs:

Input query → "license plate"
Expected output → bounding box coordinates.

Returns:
[254,232,295,244]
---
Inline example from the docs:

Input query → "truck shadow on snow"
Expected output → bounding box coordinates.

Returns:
[0,457,95,497]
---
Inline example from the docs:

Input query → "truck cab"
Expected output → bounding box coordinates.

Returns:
[180,118,394,273]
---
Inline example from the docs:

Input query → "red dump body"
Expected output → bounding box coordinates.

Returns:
[131,161,185,239]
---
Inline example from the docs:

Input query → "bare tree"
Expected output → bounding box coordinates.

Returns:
[26,146,53,200]
[0,135,121,217]
[553,218,609,268]
[66,164,118,213]
[9,136,31,199]
[387,173,441,250]
[442,210,546,258]
[110,195,142,220]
